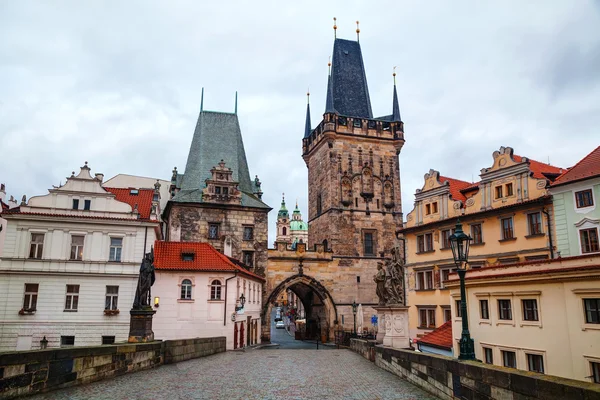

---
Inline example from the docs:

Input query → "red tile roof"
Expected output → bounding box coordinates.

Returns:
[513,155,563,180]
[417,321,453,350]
[153,241,265,281]
[104,187,154,219]
[438,176,472,202]
[551,146,600,187]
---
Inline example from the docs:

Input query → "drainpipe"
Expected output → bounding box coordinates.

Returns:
[143,226,148,254]
[223,271,238,326]
[542,208,555,259]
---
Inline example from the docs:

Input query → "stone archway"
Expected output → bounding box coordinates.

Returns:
[261,274,338,343]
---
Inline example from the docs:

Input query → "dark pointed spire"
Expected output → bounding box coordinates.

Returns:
[200,87,204,111]
[325,71,335,114]
[304,91,312,138]
[392,67,401,122]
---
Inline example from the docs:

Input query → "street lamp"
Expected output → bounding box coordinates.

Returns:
[352,300,358,335]
[449,219,476,360]
[235,293,246,312]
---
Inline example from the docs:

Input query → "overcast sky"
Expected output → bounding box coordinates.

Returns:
[1,1,599,245]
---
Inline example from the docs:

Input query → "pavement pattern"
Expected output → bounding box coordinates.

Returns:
[29,348,437,400]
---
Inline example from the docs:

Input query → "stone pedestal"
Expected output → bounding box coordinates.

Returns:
[373,305,410,349]
[128,309,156,343]
[376,313,385,344]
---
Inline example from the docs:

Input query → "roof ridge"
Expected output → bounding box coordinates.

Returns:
[552,145,600,186]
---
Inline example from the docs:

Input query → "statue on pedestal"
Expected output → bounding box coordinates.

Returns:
[133,247,156,310]
[373,262,388,305]
[385,245,405,306]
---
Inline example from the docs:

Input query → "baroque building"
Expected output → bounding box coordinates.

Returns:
[164,96,271,276]
[275,195,308,247]
[263,29,405,341]
[400,146,563,340]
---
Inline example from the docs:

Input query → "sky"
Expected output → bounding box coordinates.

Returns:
[1,1,599,245]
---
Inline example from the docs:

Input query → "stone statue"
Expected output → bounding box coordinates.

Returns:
[373,262,388,305]
[133,247,156,310]
[385,245,405,305]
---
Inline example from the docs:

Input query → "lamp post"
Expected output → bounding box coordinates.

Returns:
[449,219,476,361]
[235,293,246,312]
[352,300,357,335]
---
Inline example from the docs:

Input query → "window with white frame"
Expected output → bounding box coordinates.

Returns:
[502,350,517,368]
[575,189,594,208]
[480,299,490,320]
[455,299,462,318]
[181,279,192,300]
[424,233,433,251]
[70,235,84,260]
[23,283,38,311]
[64,285,79,311]
[590,361,600,383]
[418,307,436,329]
[483,347,493,364]
[417,235,425,253]
[527,212,543,236]
[416,270,434,290]
[580,228,599,254]
[584,298,600,324]
[443,307,452,322]
[440,268,452,288]
[109,238,123,262]
[210,280,222,300]
[500,217,514,240]
[105,286,119,310]
[498,299,512,320]
[522,299,539,321]
[527,353,544,373]
[29,233,44,259]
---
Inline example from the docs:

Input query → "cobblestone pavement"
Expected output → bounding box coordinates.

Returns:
[29,349,437,400]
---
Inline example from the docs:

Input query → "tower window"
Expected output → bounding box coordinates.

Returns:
[355,198,358,207]
[317,194,322,215]
[363,231,376,256]
[282,227,287,236]
[72,199,79,210]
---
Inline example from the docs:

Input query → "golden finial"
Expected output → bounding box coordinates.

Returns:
[393,66,397,85]
[356,20,360,42]
[328,56,331,75]
[333,17,337,39]
[307,89,310,104]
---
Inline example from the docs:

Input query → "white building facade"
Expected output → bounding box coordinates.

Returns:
[152,241,264,350]
[0,163,161,351]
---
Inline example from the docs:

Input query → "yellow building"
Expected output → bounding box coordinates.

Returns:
[446,254,600,382]
[400,146,563,340]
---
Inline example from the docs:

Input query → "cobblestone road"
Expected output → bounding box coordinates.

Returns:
[29,349,436,400]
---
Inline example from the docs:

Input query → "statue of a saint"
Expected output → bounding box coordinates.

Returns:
[133,247,156,310]
[385,245,405,305]
[373,262,388,305]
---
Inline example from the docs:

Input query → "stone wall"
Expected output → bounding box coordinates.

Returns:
[350,339,600,400]
[0,337,226,399]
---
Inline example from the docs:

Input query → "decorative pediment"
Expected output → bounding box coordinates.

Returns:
[481,146,524,174]
[574,217,600,228]
[418,169,449,193]
[202,160,242,205]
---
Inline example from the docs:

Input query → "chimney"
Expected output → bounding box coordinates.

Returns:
[95,173,104,182]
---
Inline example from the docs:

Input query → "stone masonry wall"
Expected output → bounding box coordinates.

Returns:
[350,339,600,400]
[0,337,226,399]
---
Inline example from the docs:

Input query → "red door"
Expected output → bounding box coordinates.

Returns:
[239,322,245,348]
[234,323,238,350]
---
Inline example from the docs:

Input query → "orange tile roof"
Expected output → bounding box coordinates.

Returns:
[438,176,473,202]
[417,321,452,350]
[153,241,265,281]
[551,146,600,187]
[513,155,563,180]
[104,187,154,219]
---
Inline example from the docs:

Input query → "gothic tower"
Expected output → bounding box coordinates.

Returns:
[302,35,405,267]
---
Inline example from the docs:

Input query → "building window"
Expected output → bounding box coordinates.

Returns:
[591,361,600,383]
[102,336,115,345]
[208,224,219,239]
[425,204,431,215]
[522,299,539,321]
[575,189,594,208]
[84,200,91,210]
[181,252,195,261]
[480,300,489,320]
[61,336,75,347]
[443,308,452,322]
[584,299,600,324]
[424,233,433,251]
[109,238,123,262]
[440,268,451,288]
[501,217,514,240]
[471,224,483,244]
[317,194,322,215]
[215,186,221,194]
[498,299,512,320]
[416,270,434,290]
[505,183,514,197]
[282,227,287,236]
[363,231,375,256]
[181,279,192,300]
[502,350,517,368]
[72,199,79,209]
[483,347,493,364]
[455,300,462,318]
[417,235,425,253]
[527,212,542,235]
[210,280,222,300]
[70,235,84,261]
[29,233,44,259]
[105,286,119,310]
[243,251,254,267]
[495,186,503,199]
[580,228,599,254]
[441,230,451,249]
[418,308,436,329]
[527,354,544,373]
[65,285,80,311]
[432,202,438,213]
[23,283,38,311]
[243,226,254,241]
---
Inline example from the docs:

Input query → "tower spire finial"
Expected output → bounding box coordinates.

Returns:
[393,66,397,86]
[356,20,360,42]
[200,87,204,111]
[391,66,401,122]
[234,91,238,114]
[307,89,310,104]
[328,56,331,76]
[304,90,312,138]
[333,17,337,39]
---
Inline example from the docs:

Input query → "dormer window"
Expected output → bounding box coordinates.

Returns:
[181,253,195,261]
[130,189,139,195]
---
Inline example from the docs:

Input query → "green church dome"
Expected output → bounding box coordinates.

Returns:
[290,220,308,231]
[277,197,289,219]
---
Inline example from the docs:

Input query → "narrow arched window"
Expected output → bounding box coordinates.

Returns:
[283,227,287,236]
[181,279,192,300]
[317,193,322,215]
[210,280,222,300]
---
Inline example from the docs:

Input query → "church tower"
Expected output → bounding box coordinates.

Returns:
[302,30,405,266]
[275,195,290,243]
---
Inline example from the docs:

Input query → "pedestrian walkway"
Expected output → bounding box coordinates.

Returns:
[28,348,437,400]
